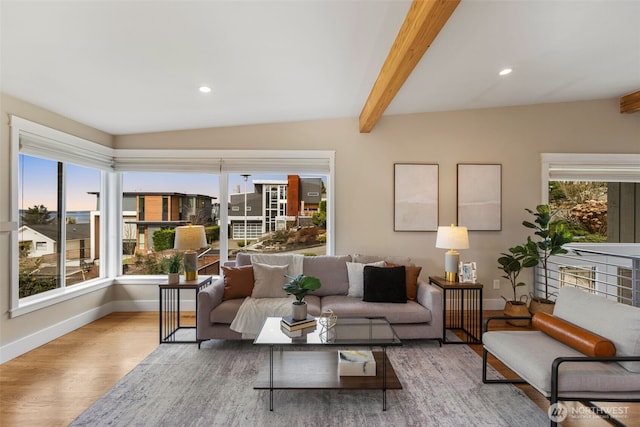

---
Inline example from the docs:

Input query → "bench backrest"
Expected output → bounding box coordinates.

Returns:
[554,286,640,372]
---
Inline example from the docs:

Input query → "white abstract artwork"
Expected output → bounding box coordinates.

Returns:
[457,164,502,231]
[394,163,438,231]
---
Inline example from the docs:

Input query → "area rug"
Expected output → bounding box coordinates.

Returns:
[71,340,549,427]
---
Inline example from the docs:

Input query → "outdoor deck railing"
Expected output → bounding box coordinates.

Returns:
[534,244,639,307]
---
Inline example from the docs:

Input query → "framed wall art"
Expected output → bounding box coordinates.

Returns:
[457,163,502,231]
[394,163,438,231]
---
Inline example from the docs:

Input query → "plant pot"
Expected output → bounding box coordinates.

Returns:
[167,272,180,284]
[529,296,555,316]
[504,301,530,327]
[292,301,307,321]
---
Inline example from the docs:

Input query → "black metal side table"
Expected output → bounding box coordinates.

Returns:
[429,276,483,344]
[159,275,212,344]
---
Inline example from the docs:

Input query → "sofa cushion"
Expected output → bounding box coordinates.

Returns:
[386,262,422,301]
[251,263,289,298]
[483,330,640,396]
[346,261,386,298]
[363,266,407,303]
[221,265,254,301]
[321,295,431,324]
[304,255,352,296]
[554,286,640,372]
[235,252,252,266]
[532,312,615,357]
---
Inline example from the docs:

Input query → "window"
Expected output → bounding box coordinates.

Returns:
[542,153,640,244]
[10,118,334,314]
[121,172,218,275]
[13,116,109,310]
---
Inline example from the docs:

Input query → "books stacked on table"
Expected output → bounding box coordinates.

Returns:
[280,315,316,331]
[338,350,376,376]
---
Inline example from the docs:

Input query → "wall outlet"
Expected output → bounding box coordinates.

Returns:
[493,279,500,289]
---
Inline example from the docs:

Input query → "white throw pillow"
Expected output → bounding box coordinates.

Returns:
[251,263,289,298]
[346,261,386,298]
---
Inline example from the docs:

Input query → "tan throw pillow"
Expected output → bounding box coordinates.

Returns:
[251,263,289,298]
[221,265,254,301]
[386,262,422,301]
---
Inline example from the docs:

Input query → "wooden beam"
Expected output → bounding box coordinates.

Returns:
[620,90,640,114]
[359,0,461,133]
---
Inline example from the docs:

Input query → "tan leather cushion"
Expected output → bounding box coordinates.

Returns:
[532,312,616,357]
[221,265,254,301]
[386,262,422,301]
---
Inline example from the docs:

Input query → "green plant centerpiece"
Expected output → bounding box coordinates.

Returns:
[522,204,574,311]
[497,240,537,326]
[283,274,321,320]
[163,253,182,284]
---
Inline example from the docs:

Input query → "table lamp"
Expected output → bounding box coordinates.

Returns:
[435,224,469,282]
[174,224,207,281]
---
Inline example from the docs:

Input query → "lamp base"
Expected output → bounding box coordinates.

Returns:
[444,250,460,282]
[183,251,198,282]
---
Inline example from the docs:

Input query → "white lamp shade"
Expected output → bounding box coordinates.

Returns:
[435,225,469,250]
[174,225,207,250]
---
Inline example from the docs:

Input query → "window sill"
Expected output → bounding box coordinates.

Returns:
[10,278,113,318]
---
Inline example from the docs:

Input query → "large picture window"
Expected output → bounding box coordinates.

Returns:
[11,116,334,315]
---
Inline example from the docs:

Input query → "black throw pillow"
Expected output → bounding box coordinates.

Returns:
[363,265,407,303]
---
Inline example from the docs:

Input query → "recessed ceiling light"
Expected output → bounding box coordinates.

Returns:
[199,86,212,93]
[499,68,512,76]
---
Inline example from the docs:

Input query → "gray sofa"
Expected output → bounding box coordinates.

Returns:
[482,286,640,426]
[197,253,443,342]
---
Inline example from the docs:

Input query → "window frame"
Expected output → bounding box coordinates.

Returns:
[10,116,335,316]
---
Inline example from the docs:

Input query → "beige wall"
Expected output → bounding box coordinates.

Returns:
[1,93,639,356]
[116,98,640,299]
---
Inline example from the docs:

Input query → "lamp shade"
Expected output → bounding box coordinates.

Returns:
[435,225,469,250]
[174,225,207,250]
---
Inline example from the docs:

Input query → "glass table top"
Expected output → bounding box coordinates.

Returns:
[253,316,402,346]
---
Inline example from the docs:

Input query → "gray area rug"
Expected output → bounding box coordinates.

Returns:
[71,339,549,427]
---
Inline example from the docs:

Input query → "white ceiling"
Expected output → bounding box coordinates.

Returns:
[1,0,639,135]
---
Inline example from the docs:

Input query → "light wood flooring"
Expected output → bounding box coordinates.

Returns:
[0,311,637,426]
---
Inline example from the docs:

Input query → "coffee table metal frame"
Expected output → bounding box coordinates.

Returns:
[253,316,402,411]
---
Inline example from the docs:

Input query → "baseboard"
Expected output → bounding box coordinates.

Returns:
[0,303,114,364]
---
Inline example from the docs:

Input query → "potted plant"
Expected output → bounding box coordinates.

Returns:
[497,240,537,326]
[283,274,321,320]
[164,253,182,284]
[522,204,573,314]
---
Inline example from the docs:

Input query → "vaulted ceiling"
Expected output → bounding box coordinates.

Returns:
[1,0,639,135]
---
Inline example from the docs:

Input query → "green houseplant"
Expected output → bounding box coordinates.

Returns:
[164,253,182,284]
[522,204,574,312]
[497,240,538,326]
[283,274,321,320]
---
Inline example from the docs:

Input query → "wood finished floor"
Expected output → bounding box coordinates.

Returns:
[0,311,637,426]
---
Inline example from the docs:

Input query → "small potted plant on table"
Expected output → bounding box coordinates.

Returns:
[164,253,182,284]
[283,274,321,321]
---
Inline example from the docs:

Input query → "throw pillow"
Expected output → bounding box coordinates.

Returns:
[363,266,407,303]
[221,265,254,301]
[251,263,290,298]
[385,261,422,301]
[346,260,386,298]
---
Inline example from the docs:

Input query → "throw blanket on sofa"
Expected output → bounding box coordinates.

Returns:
[230,253,304,338]
[250,253,304,277]
[229,297,294,338]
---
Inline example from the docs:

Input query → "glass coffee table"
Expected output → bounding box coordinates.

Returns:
[253,316,402,411]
